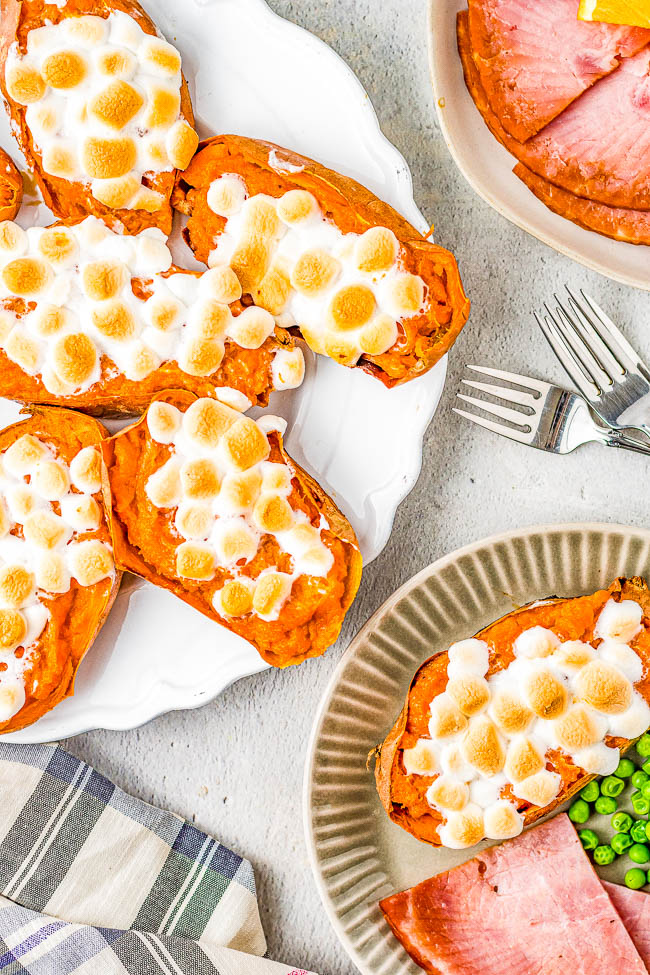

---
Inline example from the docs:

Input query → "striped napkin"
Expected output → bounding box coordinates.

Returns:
[0,743,316,975]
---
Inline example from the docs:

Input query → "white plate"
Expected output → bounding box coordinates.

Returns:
[428,0,650,291]
[304,523,650,975]
[3,0,446,742]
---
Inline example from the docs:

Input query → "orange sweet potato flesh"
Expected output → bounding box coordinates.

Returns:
[102,389,363,668]
[375,577,650,846]
[173,135,471,388]
[0,0,195,235]
[0,405,121,734]
[0,145,22,222]
[0,268,297,416]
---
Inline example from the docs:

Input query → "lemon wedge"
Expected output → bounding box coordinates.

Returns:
[578,0,650,28]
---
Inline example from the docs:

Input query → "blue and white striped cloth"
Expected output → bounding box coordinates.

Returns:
[0,743,316,975]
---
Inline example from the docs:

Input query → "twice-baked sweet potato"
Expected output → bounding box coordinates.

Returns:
[0,404,121,733]
[0,146,23,222]
[102,389,363,667]
[173,135,470,387]
[0,216,305,416]
[0,0,198,235]
[375,578,650,848]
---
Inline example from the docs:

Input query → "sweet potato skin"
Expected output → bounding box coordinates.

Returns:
[0,0,195,235]
[0,404,122,734]
[173,135,470,388]
[374,577,650,846]
[101,389,363,668]
[0,269,297,416]
[0,145,22,222]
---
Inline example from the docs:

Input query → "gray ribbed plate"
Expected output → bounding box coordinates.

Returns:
[304,523,650,975]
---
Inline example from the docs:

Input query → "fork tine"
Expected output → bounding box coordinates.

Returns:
[571,287,646,375]
[559,288,626,378]
[456,393,533,429]
[549,297,613,389]
[453,407,532,445]
[535,309,601,403]
[465,364,548,395]
[461,378,538,408]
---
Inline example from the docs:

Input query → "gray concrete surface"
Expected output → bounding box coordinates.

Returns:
[65,2,650,973]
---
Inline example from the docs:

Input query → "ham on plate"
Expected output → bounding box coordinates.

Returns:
[379,814,647,975]
[458,11,650,212]
[467,0,650,142]
[603,882,650,973]
[514,163,650,246]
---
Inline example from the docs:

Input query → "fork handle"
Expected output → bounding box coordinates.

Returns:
[602,432,650,457]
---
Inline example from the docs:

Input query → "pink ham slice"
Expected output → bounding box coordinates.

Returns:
[467,0,650,141]
[379,814,647,975]
[603,881,650,973]
[458,12,650,211]
[514,163,650,245]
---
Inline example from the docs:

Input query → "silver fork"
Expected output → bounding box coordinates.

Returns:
[535,287,650,440]
[454,365,650,456]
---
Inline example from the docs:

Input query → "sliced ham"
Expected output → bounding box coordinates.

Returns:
[458,11,650,210]
[379,814,647,975]
[514,163,650,245]
[467,0,650,141]
[603,881,650,973]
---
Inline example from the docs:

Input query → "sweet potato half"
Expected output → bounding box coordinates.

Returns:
[374,577,650,846]
[101,389,363,668]
[0,145,22,222]
[0,0,196,235]
[0,405,121,734]
[173,135,470,387]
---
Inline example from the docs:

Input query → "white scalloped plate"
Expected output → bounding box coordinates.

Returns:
[428,0,650,291]
[304,523,650,975]
[2,0,447,742]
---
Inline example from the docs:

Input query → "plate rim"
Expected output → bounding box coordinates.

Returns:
[426,0,650,293]
[303,519,650,975]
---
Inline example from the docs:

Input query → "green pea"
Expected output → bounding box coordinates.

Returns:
[631,820,649,844]
[630,843,650,864]
[637,734,650,758]
[601,775,625,798]
[616,758,636,779]
[625,868,647,890]
[593,844,616,866]
[569,798,591,824]
[645,821,650,843]
[643,759,650,776]
[595,796,617,815]
[631,792,650,815]
[612,832,634,855]
[612,812,633,833]
[578,829,599,852]
[631,770,649,790]
[580,781,600,802]
[641,781,650,801]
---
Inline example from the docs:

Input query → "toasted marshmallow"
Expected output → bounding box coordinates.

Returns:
[401,738,437,777]
[145,459,182,509]
[438,804,484,850]
[2,257,51,297]
[207,175,248,218]
[31,460,70,501]
[3,435,47,477]
[215,577,255,618]
[6,63,46,105]
[523,667,568,720]
[595,598,643,644]
[0,609,26,649]
[572,742,620,777]
[59,495,101,533]
[514,626,560,659]
[446,675,490,717]
[426,775,469,812]
[355,227,398,273]
[576,660,633,715]
[23,510,67,549]
[0,565,34,608]
[429,693,468,739]
[213,520,258,566]
[174,503,213,541]
[554,705,603,752]
[51,332,98,387]
[461,716,505,777]
[38,227,77,266]
[228,306,275,350]
[483,800,524,840]
[598,639,643,683]
[222,418,270,472]
[180,459,221,501]
[68,540,113,586]
[608,696,650,740]
[175,541,216,581]
[513,769,561,807]
[552,640,595,673]
[252,571,292,619]
[35,551,70,594]
[147,402,182,444]
[183,398,237,450]
[70,447,102,494]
